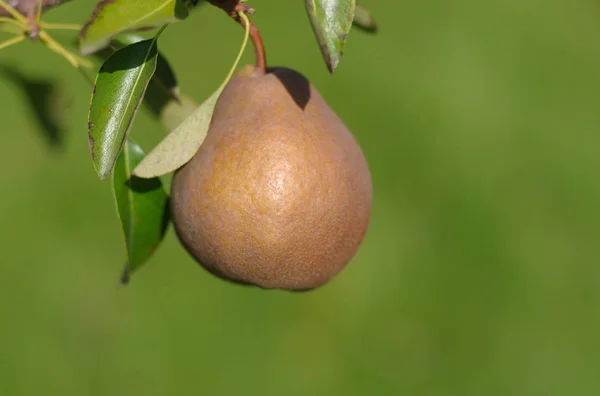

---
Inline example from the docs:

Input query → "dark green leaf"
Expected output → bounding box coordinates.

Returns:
[92,34,198,132]
[353,2,377,32]
[88,36,160,180]
[79,0,190,55]
[113,139,169,284]
[105,34,179,96]
[305,0,356,73]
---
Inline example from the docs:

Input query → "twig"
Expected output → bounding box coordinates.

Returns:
[35,0,43,23]
[0,34,24,50]
[0,22,23,34]
[0,0,28,23]
[0,16,27,28]
[38,30,92,68]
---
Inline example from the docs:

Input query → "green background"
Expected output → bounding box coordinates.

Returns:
[2,1,600,395]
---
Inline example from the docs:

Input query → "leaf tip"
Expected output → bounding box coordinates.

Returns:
[120,264,131,285]
[130,164,150,179]
[327,55,341,73]
[97,159,116,180]
[95,155,114,180]
[353,3,378,33]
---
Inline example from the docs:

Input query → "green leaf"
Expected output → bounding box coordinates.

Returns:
[79,0,190,56]
[305,0,356,73]
[106,34,179,95]
[88,34,161,180]
[99,35,178,93]
[91,34,197,131]
[353,2,377,32]
[132,85,224,179]
[113,139,169,284]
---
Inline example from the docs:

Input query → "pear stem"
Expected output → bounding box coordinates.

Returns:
[238,13,266,75]
[207,1,267,75]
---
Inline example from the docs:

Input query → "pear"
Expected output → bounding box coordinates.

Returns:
[170,65,372,291]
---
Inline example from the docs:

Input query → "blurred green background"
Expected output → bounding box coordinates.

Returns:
[2,1,600,395]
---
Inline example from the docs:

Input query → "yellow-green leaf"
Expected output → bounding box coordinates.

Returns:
[132,85,223,179]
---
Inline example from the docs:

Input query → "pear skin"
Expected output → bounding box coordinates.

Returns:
[171,65,372,290]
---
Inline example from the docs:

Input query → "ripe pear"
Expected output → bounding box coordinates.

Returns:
[170,65,372,291]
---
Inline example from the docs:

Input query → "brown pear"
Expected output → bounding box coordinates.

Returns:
[170,65,372,291]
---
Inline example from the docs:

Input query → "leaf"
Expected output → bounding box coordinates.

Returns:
[79,0,190,56]
[353,2,377,32]
[99,35,178,94]
[305,0,356,73]
[88,34,161,180]
[132,85,224,179]
[106,34,179,95]
[113,139,169,284]
[90,34,197,130]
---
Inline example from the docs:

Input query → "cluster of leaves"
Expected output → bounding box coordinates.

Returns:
[0,0,377,283]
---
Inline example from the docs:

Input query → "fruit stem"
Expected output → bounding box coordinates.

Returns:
[208,1,267,75]
[233,3,266,74]
[238,13,266,75]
